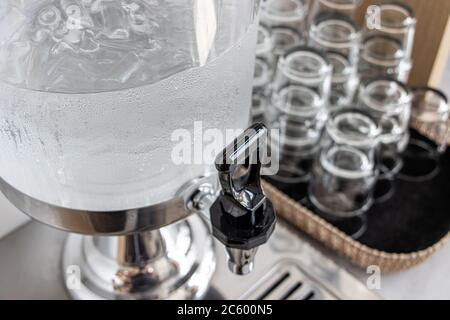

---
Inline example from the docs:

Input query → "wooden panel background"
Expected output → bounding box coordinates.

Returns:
[356,0,450,87]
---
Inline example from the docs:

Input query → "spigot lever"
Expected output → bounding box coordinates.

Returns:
[210,123,276,275]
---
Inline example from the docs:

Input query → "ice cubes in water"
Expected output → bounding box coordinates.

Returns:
[105,52,143,84]
[79,29,100,52]
[97,1,130,40]
[0,0,197,93]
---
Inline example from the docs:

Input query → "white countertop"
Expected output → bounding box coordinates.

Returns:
[1,218,448,300]
[332,241,450,300]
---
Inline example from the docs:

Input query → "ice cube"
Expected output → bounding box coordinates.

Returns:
[122,2,141,13]
[64,29,83,44]
[79,29,100,53]
[38,5,61,29]
[32,29,51,43]
[51,40,78,55]
[96,1,130,39]
[104,52,142,84]
[92,46,123,65]
[51,23,69,42]
[60,0,95,30]
[89,0,105,14]
[130,12,149,34]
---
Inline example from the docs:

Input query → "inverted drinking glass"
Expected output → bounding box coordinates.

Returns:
[399,87,450,182]
[309,145,377,218]
[363,0,416,60]
[309,0,362,22]
[358,35,411,84]
[261,0,310,39]
[358,77,412,201]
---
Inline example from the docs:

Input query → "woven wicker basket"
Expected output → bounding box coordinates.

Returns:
[263,122,450,272]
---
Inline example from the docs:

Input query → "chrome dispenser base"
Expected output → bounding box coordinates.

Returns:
[62,214,215,300]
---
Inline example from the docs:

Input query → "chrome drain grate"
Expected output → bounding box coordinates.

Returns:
[241,261,338,300]
[211,222,379,300]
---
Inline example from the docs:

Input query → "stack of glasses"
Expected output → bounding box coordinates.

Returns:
[252,0,450,236]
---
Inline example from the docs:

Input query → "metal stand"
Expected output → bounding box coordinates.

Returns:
[62,214,215,300]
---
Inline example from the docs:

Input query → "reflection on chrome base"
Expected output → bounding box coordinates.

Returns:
[62,215,215,300]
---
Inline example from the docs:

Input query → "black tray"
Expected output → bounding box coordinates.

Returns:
[268,129,450,254]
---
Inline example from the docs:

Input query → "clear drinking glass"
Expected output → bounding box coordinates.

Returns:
[273,46,332,103]
[0,0,260,211]
[253,24,275,112]
[313,107,380,217]
[358,77,412,154]
[308,12,360,107]
[251,93,269,124]
[253,57,273,97]
[323,107,381,160]
[251,57,273,123]
[268,85,327,141]
[327,52,359,107]
[267,85,328,182]
[267,46,331,182]
[410,87,450,154]
[309,145,377,218]
[309,12,360,65]
[358,77,412,201]
[261,0,310,38]
[308,0,362,25]
[358,35,411,84]
[270,26,303,70]
[363,0,416,60]
[256,24,275,65]
[399,87,450,182]
[269,131,322,183]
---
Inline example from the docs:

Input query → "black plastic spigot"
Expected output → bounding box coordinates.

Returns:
[210,123,276,275]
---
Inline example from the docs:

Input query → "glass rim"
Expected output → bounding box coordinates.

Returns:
[411,86,450,122]
[319,0,363,11]
[412,86,449,105]
[361,34,405,65]
[377,0,417,30]
[310,12,360,48]
[270,25,303,54]
[271,84,326,116]
[279,45,332,80]
[320,145,375,179]
[262,0,309,23]
[326,108,381,147]
[359,77,412,114]
[327,51,354,79]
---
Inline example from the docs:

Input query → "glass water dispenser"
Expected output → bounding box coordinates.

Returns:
[0,0,276,299]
